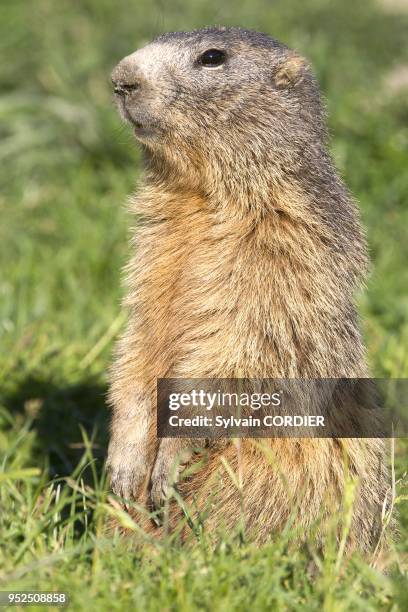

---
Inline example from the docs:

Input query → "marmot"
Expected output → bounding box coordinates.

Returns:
[108,27,389,552]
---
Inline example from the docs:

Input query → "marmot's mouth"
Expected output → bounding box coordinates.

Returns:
[122,105,159,138]
[120,104,154,135]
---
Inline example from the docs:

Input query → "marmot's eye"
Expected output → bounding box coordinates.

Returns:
[198,49,226,67]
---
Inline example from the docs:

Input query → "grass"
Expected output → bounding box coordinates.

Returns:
[1,0,408,609]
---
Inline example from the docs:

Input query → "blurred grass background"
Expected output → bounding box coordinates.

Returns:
[1,0,408,609]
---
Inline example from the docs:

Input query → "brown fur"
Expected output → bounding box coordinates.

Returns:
[107,27,389,551]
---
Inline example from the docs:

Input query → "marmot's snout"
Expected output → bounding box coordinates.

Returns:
[111,57,142,94]
[111,54,160,136]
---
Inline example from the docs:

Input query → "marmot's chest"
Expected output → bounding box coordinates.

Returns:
[134,212,306,333]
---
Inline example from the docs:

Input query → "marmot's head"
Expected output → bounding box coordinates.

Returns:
[112,27,327,199]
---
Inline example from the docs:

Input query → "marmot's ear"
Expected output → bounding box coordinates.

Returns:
[273,54,307,88]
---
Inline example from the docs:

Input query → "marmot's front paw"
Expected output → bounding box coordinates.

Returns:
[107,446,148,502]
[150,441,193,510]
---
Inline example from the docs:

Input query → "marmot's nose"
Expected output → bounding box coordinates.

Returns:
[111,59,142,96]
